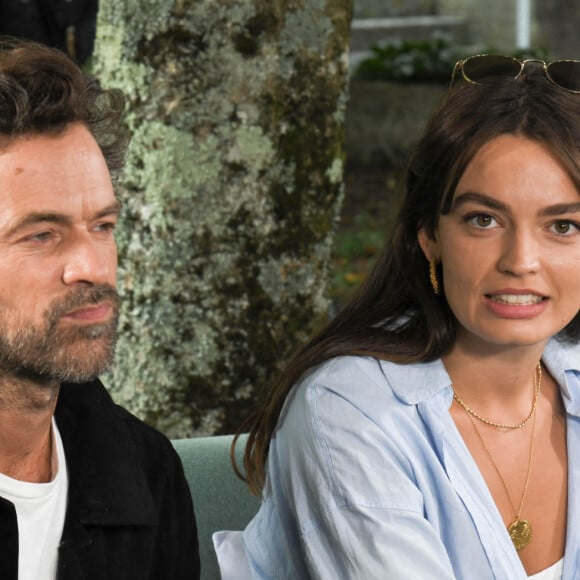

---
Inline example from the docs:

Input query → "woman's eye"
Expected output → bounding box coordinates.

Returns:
[550,221,580,236]
[466,214,496,228]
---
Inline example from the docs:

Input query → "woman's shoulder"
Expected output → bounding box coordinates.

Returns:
[275,356,449,449]
[298,354,449,407]
[273,355,450,498]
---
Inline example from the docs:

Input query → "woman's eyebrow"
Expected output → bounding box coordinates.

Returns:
[539,202,580,216]
[450,192,580,217]
[450,191,508,212]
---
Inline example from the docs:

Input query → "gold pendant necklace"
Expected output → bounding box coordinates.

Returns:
[456,363,541,551]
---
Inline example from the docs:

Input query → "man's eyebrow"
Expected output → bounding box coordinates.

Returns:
[4,212,72,238]
[4,201,122,239]
[94,201,122,220]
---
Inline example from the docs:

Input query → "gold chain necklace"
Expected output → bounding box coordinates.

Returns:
[460,367,542,552]
[453,363,542,429]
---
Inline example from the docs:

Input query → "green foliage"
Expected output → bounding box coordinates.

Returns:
[510,47,550,60]
[354,35,551,83]
[354,35,462,83]
[329,211,387,305]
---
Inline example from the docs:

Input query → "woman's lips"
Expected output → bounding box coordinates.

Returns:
[484,292,548,318]
[488,293,544,305]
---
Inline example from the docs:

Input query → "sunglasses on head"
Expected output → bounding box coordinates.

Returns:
[449,54,580,93]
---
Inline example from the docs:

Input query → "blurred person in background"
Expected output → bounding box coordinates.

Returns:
[0,0,98,65]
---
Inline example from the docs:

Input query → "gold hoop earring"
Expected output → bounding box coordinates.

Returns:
[429,258,440,295]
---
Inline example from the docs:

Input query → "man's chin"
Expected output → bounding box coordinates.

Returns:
[33,334,117,384]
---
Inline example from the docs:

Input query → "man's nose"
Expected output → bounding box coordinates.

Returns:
[61,231,117,286]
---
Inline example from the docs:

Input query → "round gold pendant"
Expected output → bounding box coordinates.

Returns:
[508,519,532,551]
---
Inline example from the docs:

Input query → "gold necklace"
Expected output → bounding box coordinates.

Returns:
[453,363,542,430]
[462,381,540,551]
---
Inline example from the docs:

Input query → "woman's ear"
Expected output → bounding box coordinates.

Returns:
[417,226,440,261]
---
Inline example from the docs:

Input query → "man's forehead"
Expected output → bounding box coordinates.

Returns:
[0,125,117,231]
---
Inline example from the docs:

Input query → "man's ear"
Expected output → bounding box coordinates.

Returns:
[417,226,440,261]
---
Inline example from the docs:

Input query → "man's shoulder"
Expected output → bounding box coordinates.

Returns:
[55,378,178,470]
[111,401,178,464]
[54,381,200,578]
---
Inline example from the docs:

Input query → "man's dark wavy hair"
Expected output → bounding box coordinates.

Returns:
[0,37,128,181]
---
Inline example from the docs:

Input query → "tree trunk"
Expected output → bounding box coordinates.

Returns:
[95,0,353,437]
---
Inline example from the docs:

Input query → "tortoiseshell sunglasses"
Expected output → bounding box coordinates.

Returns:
[450,54,580,93]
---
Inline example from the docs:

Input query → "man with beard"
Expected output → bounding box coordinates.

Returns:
[0,39,200,579]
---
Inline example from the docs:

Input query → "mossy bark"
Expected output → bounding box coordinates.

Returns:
[95,0,353,437]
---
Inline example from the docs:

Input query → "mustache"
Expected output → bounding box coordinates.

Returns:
[47,285,120,324]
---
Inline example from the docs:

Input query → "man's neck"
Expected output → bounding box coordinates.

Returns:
[0,377,59,483]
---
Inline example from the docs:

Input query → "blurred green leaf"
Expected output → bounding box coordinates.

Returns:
[355,36,551,83]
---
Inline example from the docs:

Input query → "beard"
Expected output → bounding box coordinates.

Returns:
[0,285,120,384]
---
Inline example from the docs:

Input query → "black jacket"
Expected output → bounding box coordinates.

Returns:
[0,379,201,579]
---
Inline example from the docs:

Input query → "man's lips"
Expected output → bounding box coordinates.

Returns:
[63,303,113,322]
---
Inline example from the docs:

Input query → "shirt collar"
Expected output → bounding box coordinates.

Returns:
[542,338,580,416]
[379,337,580,412]
[379,357,451,406]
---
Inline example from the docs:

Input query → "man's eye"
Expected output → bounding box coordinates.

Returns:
[95,221,116,232]
[28,231,54,242]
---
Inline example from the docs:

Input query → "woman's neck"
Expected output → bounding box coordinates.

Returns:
[442,341,546,419]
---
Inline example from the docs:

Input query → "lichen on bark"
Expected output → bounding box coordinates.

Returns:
[95,0,353,437]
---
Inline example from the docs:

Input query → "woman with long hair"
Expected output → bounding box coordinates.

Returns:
[236,56,580,578]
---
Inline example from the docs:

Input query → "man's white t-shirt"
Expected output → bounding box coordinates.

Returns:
[0,419,68,580]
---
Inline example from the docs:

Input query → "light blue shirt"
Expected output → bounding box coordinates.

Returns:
[242,339,580,579]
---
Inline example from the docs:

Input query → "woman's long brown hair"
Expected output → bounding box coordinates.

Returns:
[235,67,580,497]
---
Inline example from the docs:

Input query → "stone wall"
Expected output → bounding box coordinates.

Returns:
[345,80,446,168]
[354,0,436,18]
[347,0,578,170]
[354,0,579,57]
[438,0,579,56]
[535,0,579,58]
